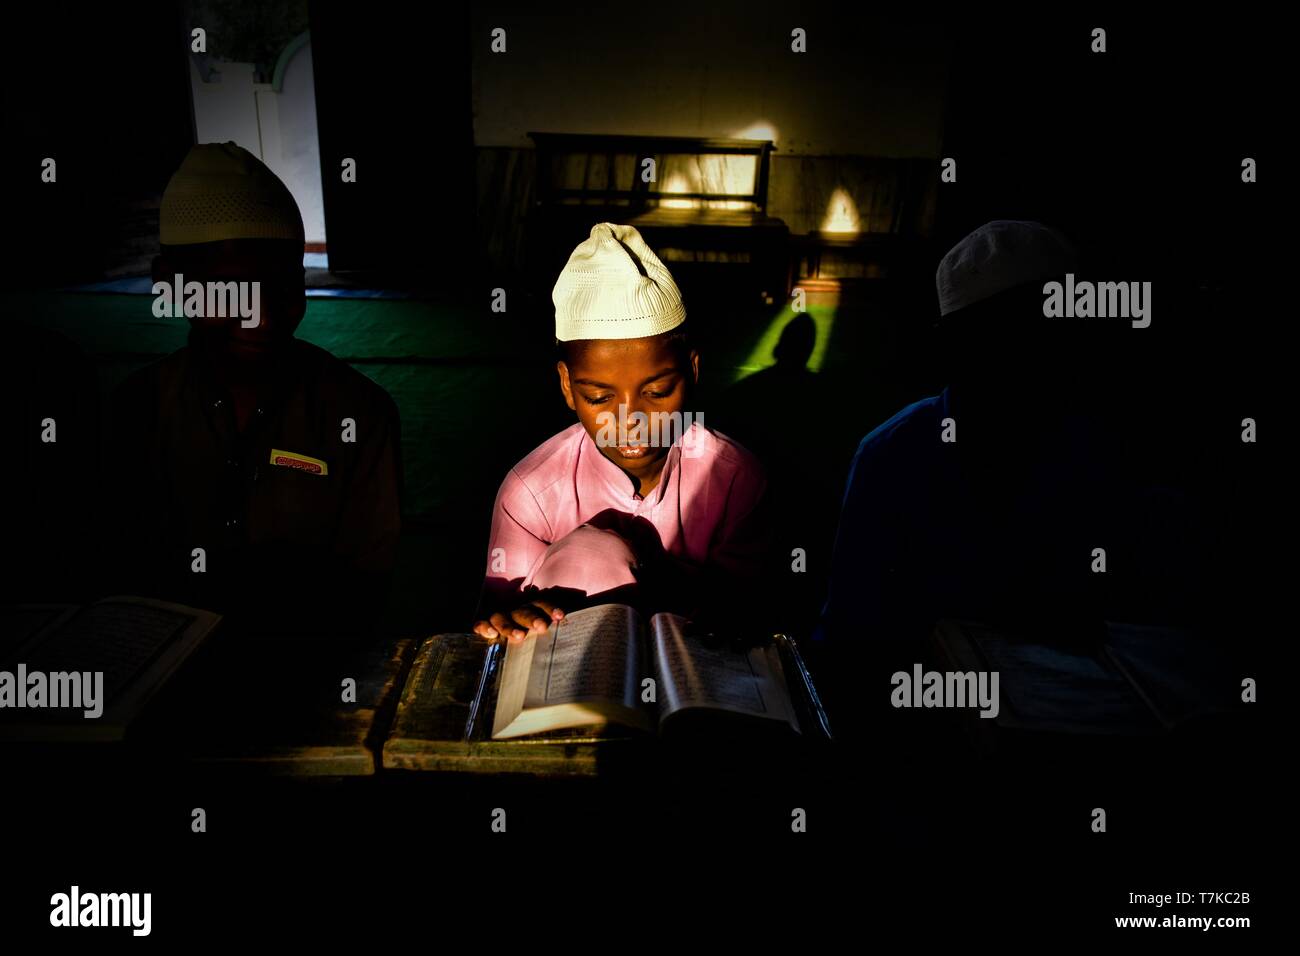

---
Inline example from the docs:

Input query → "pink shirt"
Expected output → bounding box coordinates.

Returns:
[480,421,768,614]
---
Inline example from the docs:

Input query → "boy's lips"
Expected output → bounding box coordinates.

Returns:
[616,444,648,459]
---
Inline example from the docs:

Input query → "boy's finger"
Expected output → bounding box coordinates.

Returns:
[490,612,527,643]
[510,605,551,634]
[528,597,565,621]
[471,620,499,641]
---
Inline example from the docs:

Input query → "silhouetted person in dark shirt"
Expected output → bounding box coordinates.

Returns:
[816,221,1135,735]
[106,143,401,642]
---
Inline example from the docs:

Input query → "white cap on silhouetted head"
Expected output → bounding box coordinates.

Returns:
[936,220,1078,316]
[160,142,305,246]
[552,223,686,342]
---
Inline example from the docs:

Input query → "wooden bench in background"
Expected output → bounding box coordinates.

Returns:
[526,132,791,311]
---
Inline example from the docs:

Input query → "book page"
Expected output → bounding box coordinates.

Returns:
[968,626,1158,732]
[492,604,649,739]
[651,613,798,729]
[490,630,538,739]
[523,604,641,709]
[1103,622,1235,728]
[0,605,77,663]
[0,596,220,739]
[21,600,200,705]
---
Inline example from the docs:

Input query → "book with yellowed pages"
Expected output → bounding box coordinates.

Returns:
[0,596,222,742]
[488,603,803,740]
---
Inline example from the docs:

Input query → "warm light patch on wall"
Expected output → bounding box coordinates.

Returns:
[820,188,861,235]
[732,121,778,143]
[715,156,756,209]
[659,171,695,209]
[726,122,778,208]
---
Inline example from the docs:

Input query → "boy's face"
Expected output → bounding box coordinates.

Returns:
[153,238,306,364]
[557,334,699,485]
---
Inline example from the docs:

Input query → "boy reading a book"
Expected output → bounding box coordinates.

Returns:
[472,223,769,642]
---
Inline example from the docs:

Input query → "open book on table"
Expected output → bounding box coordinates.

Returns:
[0,595,221,742]
[931,618,1240,735]
[488,603,804,740]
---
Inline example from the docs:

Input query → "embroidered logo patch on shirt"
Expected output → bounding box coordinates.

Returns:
[269,448,329,476]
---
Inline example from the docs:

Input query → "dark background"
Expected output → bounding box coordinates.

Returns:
[0,2,1282,937]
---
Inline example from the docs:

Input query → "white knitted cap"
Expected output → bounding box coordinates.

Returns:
[936,220,1078,316]
[553,223,686,341]
[160,142,305,246]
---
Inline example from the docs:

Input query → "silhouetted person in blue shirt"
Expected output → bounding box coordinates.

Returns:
[815,221,1130,736]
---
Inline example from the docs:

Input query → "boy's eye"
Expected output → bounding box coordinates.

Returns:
[582,393,613,405]
[645,390,670,399]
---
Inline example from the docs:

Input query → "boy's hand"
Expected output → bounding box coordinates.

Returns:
[472,594,565,643]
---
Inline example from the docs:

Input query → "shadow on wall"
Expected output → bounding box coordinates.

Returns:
[711,314,849,637]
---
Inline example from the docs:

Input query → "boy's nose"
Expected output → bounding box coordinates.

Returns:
[617,401,649,436]
[619,400,640,420]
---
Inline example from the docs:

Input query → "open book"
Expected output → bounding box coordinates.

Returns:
[931,619,1239,735]
[489,604,802,740]
[0,596,221,742]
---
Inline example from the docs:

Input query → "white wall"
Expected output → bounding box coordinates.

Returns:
[188,41,326,243]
